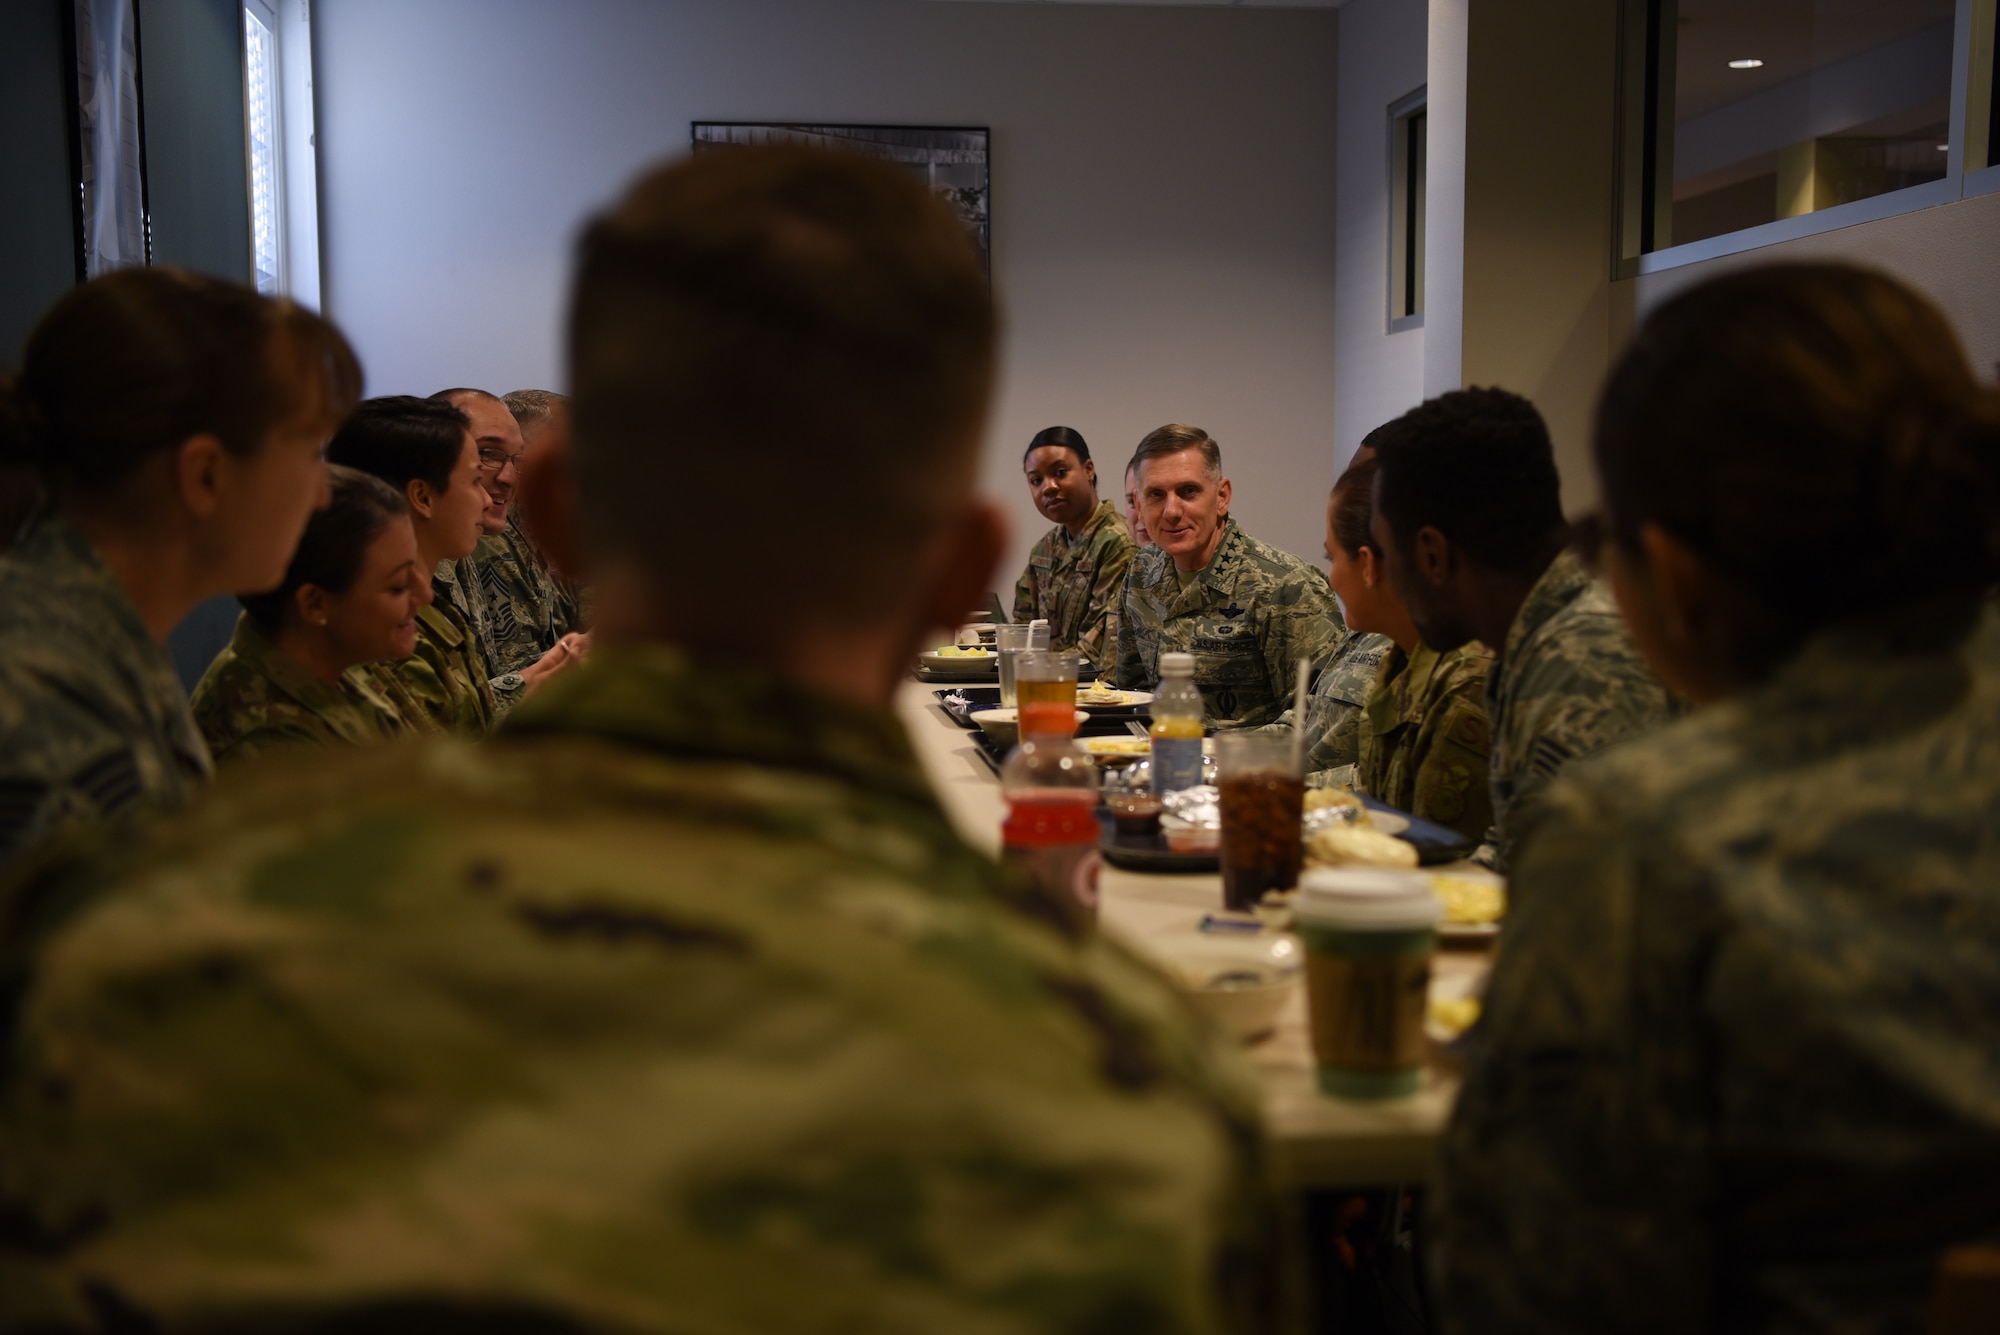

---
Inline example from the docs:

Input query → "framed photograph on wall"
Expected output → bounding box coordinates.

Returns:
[691,122,990,278]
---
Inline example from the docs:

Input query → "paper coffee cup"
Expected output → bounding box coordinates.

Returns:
[1293,868,1442,1099]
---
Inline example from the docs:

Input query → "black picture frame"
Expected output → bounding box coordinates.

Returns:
[691,122,990,279]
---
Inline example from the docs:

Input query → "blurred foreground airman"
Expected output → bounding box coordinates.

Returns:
[0,145,1281,1333]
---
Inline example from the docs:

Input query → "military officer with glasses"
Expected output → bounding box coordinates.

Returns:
[430,387,584,715]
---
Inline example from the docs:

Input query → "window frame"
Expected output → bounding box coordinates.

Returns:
[242,0,284,295]
[1614,0,1998,278]
[1388,86,1427,334]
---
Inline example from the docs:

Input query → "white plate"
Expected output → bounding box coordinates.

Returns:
[1133,930,1304,1042]
[1074,688,1153,709]
[1429,868,1505,938]
[920,648,995,670]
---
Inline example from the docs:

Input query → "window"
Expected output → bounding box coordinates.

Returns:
[243,0,281,294]
[1621,0,1997,268]
[1389,89,1426,332]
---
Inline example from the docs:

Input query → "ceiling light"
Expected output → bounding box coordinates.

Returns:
[1728,58,1765,69]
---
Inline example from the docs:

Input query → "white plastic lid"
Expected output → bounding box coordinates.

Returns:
[1293,868,1441,931]
[1160,651,1195,676]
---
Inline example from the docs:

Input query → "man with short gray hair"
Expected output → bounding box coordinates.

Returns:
[1117,423,1345,725]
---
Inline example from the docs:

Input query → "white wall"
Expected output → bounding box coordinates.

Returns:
[1631,185,2000,378]
[312,0,1342,588]
[1330,0,1427,468]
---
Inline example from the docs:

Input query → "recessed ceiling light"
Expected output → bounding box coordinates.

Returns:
[1728,58,1765,69]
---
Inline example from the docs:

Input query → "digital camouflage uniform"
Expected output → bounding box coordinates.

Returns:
[377,586,495,736]
[475,511,582,674]
[189,612,410,765]
[1115,517,1346,727]
[0,514,211,876]
[0,645,1284,1334]
[1436,606,2000,1335]
[1302,631,1395,773]
[1247,630,1394,773]
[1354,640,1494,843]
[435,557,525,718]
[1011,499,1136,672]
[1485,550,1674,869]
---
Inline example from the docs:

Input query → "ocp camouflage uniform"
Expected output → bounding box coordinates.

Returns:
[0,645,1284,1334]
[376,585,495,736]
[189,612,410,764]
[1355,639,1493,843]
[435,557,525,718]
[1486,550,1674,869]
[1115,516,1345,727]
[0,514,210,876]
[1435,605,2000,1335]
[1012,499,1136,672]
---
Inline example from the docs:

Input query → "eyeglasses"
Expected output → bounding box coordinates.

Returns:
[477,446,524,477]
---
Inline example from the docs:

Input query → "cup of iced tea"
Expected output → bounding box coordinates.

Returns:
[1215,730,1305,912]
[1014,650,1083,738]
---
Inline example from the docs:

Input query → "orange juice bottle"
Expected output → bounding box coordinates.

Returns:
[1149,652,1205,795]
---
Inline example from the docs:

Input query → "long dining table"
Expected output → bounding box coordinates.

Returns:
[893,679,1492,1190]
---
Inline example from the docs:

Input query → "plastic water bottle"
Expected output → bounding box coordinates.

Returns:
[1150,651,1205,796]
[1000,734,1101,917]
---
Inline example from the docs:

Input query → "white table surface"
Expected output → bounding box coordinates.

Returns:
[893,679,1491,1189]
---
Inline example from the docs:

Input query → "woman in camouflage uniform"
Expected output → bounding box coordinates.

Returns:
[326,397,497,735]
[191,467,425,764]
[0,269,359,874]
[1328,455,1493,841]
[1437,264,2000,1333]
[1012,426,1136,672]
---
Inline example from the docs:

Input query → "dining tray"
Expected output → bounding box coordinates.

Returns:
[1099,823,1220,874]
[915,663,1100,685]
[934,687,1143,731]
[1353,795,1476,866]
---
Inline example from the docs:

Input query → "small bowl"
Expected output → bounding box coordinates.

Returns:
[969,707,1089,750]
[1136,930,1303,1042]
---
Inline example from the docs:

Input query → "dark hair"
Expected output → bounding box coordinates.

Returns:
[567,142,993,646]
[238,466,409,631]
[1023,425,1091,467]
[1329,455,1380,558]
[0,267,361,496]
[1131,424,1220,479]
[1596,262,2000,678]
[1371,387,1566,576]
[325,396,472,496]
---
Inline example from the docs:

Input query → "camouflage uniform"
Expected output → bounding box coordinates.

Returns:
[189,612,411,765]
[0,514,210,875]
[1302,631,1395,773]
[1011,499,1136,672]
[1486,550,1675,869]
[376,588,495,736]
[1247,629,1394,773]
[435,558,525,718]
[1355,640,1494,843]
[0,645,1283,1333]
[1435,605,2000,1335]
[1115,517,1346,727]
[475,511,582,673]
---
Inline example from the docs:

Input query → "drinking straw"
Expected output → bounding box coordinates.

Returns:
[1292,657,1310,771]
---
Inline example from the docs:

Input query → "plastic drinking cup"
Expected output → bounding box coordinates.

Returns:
[1215,731,1305,912]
